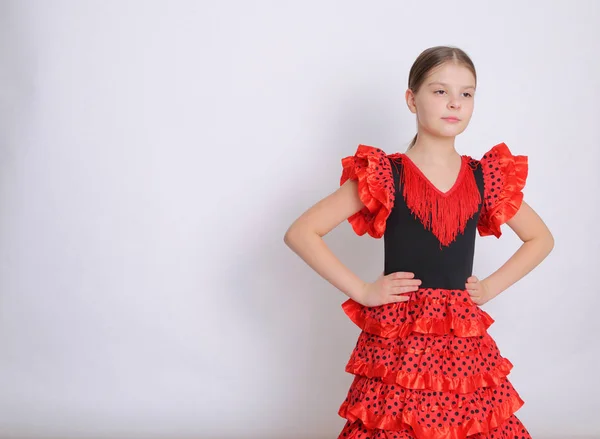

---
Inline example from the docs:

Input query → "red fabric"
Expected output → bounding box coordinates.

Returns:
[341,142,528,240]
[338,288,530,439]
[345,328,513,393]
[399,154,481,247]
[340,145,400,238]
[339,414,530,439]
[339,378,526,438]
[477,143,528,238]
[341,289,494,339]
[336,144,531,438]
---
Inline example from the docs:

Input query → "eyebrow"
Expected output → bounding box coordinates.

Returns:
[428,81,476,90]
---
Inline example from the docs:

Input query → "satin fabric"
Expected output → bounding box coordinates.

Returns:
[336,143,531,439]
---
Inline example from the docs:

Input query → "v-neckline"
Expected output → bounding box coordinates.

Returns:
[400,153,467,197]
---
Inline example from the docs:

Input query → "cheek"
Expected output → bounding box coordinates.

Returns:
[461,103,475,122]
[416,97,443,120]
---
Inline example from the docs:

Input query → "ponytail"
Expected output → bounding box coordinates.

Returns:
[407,133,417,151]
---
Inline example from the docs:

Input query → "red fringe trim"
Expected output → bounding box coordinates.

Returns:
[346,357,513,393]
[338,392,525,439]
[342,298,495,338]
[399,155,481,247]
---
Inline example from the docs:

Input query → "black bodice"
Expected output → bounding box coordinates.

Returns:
[383,160,485,290]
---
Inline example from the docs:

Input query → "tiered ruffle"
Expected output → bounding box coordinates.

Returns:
[477,143,528,238]
[340,145,399,238]
[337,289,531,439]
[339,414,530,439]
[341,289,495,339]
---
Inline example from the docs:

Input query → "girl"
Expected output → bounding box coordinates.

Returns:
[284,46,554,439]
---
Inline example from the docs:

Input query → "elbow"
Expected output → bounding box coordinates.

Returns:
[284,223,318,250]
[283,228,294,247]
[545,230,555,254]
[534,229,554,257]
[284,225,301,249]
[522,229,554,258]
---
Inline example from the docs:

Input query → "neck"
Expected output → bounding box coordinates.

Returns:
[408,131,459,163]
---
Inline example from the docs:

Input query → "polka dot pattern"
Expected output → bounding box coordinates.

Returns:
[337,289,530,438]
[346,329,513,393]
[335,144,531,438]
[339,414,531,439]
[476,143,528,238]
[342,288,494,339]
[340,145,401,238]
[337,373,527,438]
[480,147,505,213]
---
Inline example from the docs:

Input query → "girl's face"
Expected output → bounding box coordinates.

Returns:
[406,62,476,139]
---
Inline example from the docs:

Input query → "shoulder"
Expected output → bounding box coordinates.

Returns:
[340,144,401,183]
[478,142,528,167]
[462,142,528,181]
[339,144,398,238]
[475,142,529,237]
[343,144,401,161]
[477,142,528,189]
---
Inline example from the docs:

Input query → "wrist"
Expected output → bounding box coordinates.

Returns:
[348,280,369,303]
[482,278,500,300]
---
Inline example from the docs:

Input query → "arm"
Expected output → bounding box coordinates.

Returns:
[284,180,369,301]
[468,201,554,303]
[283,180,419,304]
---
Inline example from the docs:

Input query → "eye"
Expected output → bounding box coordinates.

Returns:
[463,92,473,98]
[434,90,446,95]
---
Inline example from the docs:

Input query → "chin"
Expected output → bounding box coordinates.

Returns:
[421,121,468,139]
[437,124,467,137]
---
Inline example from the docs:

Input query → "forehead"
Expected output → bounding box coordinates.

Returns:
[425,62,476,87]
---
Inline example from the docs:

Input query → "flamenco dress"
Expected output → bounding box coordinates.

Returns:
[337,143,531,439]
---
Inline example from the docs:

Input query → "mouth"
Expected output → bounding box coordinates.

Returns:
[442,117,461,123]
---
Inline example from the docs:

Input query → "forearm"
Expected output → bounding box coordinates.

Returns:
[484,234,554,299]
[284,227,366,301]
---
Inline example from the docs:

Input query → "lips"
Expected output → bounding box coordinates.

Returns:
[442,117,461,122]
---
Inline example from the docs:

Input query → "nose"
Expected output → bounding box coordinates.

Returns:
[448,98,461,110]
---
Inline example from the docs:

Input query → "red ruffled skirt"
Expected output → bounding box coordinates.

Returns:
[337,288,532,439]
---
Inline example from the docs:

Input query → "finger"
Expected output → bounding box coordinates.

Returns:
[391,279,422,287]
[465,281,479,289]
[387,294,410,304]
[391,285,419,294]
[390,272,415,279]
[466,276,478,283]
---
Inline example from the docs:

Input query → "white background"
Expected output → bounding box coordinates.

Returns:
[0,1,598,438]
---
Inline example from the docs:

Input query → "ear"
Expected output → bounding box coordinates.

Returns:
[405,89,417,114]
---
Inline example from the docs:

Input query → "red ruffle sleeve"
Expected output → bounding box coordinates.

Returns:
[477,142,528,238]
[340,144,396,238]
